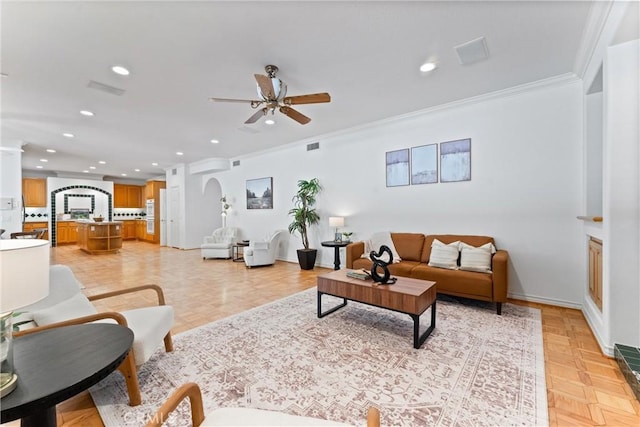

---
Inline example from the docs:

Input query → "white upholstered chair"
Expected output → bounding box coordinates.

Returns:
[14,264,175,406]
[201,227,238,259]
[243,230,286,268]
[147,382,381,427]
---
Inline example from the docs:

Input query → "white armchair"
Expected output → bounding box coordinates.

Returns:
[243,230,286,268]
[201,227,238,259]
[14,265,175,406]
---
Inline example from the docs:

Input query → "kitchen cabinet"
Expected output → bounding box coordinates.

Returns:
[57,221,78,244]
[23,178,47,207]
[121,220,137,240]
[23,222,49,240]
[144,180,165,244]
[114,184,143,208]
[136,219,147,241]
[588,237,603,310]
[77,222,122,254]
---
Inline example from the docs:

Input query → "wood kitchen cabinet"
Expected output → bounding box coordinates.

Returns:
[22,178,47,207]
[588,237,603,311]
[77,222,122,254]
[57,221,78,244]
[114,184,143,208]
[144,180,165,244]
[121,220,137,240]
[136,219,147,241]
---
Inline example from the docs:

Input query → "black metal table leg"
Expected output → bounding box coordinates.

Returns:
[411,301,436,349]
[317,292,347,318]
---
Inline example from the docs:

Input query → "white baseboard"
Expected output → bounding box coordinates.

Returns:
[508,292,582,310]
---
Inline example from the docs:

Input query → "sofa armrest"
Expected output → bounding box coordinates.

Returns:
[492,250,509,303]
[203,236,214,244]
[346,242,365,268]
[252,241,269,250]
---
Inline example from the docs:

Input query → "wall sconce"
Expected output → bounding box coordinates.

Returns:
[329,216,345,242]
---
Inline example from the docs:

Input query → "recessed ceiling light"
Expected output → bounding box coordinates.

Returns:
[210,139,219,144]
[80,110,95,116]
[152,162,158,166]
[36,165,43,169]
[98,160,106,164]
[63,133,75,138]
[111,65,130,76]
[89,166,96,170]
[265,119,275,125]
[121,173,127,176]
[419,62,437,73]
[39,159,48,162]
[134,168,140,172]
[46,149,56,153]
[83,170,89,173]
[176,152,183,156]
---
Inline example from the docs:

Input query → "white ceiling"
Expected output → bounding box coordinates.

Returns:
[2,1,595,181]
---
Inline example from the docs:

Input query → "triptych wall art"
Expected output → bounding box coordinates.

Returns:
[386,138,471,187]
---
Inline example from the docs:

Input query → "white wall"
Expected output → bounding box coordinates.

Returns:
[203,79,585,307]
[0,143,24,235]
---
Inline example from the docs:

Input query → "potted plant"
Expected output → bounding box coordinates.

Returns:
[342,231,353,243]
[288,178,322,270]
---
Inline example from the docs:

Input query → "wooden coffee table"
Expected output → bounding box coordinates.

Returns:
[317,269,437,349]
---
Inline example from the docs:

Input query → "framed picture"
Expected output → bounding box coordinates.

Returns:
[386,148,410,187]
[411,144,438,184]
[246,177,273,209]
[440,138,471,183]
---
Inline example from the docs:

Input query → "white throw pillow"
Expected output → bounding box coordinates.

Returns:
[361,232,401,263]
[32,292,98,326]
[428,239,460,270]
[459,242,496,273]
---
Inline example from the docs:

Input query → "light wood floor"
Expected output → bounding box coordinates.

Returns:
[9,242,640,426]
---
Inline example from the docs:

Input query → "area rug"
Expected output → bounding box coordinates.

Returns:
[90,289,548,426]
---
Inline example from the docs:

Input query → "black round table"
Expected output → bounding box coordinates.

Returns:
[321,240,350,270]
[0,324,134,427]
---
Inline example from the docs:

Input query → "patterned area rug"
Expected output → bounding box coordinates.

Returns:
[90,288,548,426]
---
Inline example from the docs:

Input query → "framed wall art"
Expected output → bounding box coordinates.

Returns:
[246,177,273,209]
[440,138,471,183]
[411,144,438,184]
[385,148,410,187]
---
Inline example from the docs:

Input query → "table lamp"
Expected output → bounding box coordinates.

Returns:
[0,239,50,397]
[329,217,344,242]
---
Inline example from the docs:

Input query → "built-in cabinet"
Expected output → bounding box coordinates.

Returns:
[22,178,47,207]
[121,220,137,240]
[588,237,603,311]
[136,219,147,242]
[57,221,78,244]
[144,180,165,244]
[114,184,143,208]
[23,222,48,239]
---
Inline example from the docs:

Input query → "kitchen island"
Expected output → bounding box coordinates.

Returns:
[76,221,122,254]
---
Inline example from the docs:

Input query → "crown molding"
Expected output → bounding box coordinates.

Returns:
[573,1,614,79]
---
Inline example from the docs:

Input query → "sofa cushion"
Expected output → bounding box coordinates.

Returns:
[427,239,460,270]
[460,242,496,273]
[32,292,98,326]
[411,264,493,299]
[391,233,425,262]
[362,232,401,263]
[421,235,495,263]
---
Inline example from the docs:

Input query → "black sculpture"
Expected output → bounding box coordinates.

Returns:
[369,245,397,285]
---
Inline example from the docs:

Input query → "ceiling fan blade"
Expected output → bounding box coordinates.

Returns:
[280,106,311,125]
[244,108,267,124]
[254,74,275,99]
[209,97,261,104]
[283,92,331,105]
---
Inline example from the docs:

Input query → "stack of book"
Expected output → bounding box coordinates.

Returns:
[346,269,371,280]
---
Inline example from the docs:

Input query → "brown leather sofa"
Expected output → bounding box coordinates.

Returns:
[345,233,509,314]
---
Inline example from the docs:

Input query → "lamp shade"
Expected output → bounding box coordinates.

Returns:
[0,239,50,312]
[329,217,344,228]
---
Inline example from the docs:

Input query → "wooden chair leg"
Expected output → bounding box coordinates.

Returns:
[164,332,174,352]
[117,352,142,406]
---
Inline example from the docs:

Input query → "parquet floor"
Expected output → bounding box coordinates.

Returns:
[7,242,640,426]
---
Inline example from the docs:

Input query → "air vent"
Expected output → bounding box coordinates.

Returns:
[454,37,489,65]
[171,169,177,175]
[307,142,320,151]
[232,160,240,167]
[87,80,126,96]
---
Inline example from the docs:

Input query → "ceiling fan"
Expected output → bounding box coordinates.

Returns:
[209,65,330,125]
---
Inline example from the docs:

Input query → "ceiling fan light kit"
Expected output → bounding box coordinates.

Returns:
[210,65,331,125]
